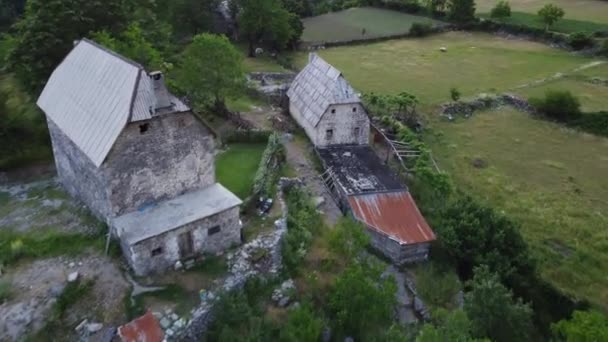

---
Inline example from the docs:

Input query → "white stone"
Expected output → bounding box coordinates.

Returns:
[170,313,179,321]
[166,328,174,336]
[160,317,171,329]
[67,272,79,282]
[440,47,447,52]
[174,260,183,271]
[75,319,88,332]
[68,262,75,268]
[86,323,103,333]
[313,196,325,208]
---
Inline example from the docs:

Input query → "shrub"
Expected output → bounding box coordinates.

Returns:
[490,0,511,19]
[600,40,608,56]
[529,90,581,122]
[327,217,369,259]
[448,0,476,24]
[568,32,594,50]
[409,22,434,37]
[415,263,461,310]
[0,280,11,303]
[552,310,608,341]
[279,302,324,341]
[450,87,461,102]
[569,111,608,137]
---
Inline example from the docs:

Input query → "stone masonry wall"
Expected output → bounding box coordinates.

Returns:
[103,112,216,216]
[315,103,370,147]
[47,119,112,222]
[367,228,430,265]
[126,206,241,276]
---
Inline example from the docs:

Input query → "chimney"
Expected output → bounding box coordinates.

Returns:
[149,71,172,110]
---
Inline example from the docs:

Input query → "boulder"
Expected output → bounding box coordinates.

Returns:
[313,196,325,208]
[67,272,79,282]
[174,260,183,271]
[86,323,103,333]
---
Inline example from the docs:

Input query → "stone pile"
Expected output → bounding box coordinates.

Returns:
[153,309,188,339]
[440,93,535,120]
[271,279,296,308]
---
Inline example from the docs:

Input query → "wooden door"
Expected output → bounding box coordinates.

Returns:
[178,231,194,259]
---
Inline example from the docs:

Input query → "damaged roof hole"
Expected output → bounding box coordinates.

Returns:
[139,123,149,134]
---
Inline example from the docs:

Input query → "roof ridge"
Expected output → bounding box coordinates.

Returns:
[80,38,145,70]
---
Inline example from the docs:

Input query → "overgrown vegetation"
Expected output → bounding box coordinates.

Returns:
[252,132,286,197]
[0,280,12,303]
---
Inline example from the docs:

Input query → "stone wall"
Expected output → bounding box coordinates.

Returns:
[440,93,535,119]
[103,112,216,216]
[367,227,430,265]
[315,103,370,147]
[125,206,241,276]
[47,119,112,222]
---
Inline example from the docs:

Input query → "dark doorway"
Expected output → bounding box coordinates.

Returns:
[178,231,194,259]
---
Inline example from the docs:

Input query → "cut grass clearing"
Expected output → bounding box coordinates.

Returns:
[216,143,266,199]
[293,31,600,106]
[302,7,442,43]
[429,108,608,309]
[476,0,608,25]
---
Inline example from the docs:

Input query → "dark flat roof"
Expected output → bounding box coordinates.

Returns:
[317,145,405,195]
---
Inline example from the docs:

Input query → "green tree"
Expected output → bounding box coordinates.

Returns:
[552,310,608,342]
[425,0,448,14]
[279,302,324,342]
[448,0,476,24]
[538,4,565,32]
[529,89,581,122]
[175,33,245,112]
[328,262,397,339]
[436,195,533,281]
[328,217,369,259]
[0,0,25,29]
[450,87,461,102]
[465,266,533,342]
[171,0,219,36]
[490,0,511,19]
[417,309,478,342]
[239,0,294,56]
[7,0,130,92]
[91,23,163,69]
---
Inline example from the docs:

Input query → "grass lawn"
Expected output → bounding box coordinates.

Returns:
[515,76,608,112]
[216,143,266,199]
[226,94,266,112]
[243,55,287,73]
[429,108,608,309]
[301,7,441,43]
[293,31,599,106]
[479,12,608,34]
[476,0,608,25]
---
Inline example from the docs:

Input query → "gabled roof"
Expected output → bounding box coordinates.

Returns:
[117,310,164,342]
[348,191,436,245]
[37,39,189,167]
[287,53,360,127]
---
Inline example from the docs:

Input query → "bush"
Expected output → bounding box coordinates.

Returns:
[529,90,581,122]
[490,0,511,19]
[450,87,461,102]
[409,22,434,37]
[223,129,272,144]
[415,263,461,310]
[279,302,324,341]
[600,40,608,56]
[569,111,608,137]
[568,31,594,50]
[552,310,608,341]
[0,280,12,303]
[252,132,285,196]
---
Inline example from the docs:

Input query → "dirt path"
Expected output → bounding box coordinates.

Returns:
[510,60,607,90]
[284,137,341,226]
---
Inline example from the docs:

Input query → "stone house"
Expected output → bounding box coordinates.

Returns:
[288,54,435,264]
[286,53,370,147]
[37,39,242,276]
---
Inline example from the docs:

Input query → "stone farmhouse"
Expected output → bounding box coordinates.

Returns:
[287,54,436,264]
[37,39,242,276]
[287,53,369,147]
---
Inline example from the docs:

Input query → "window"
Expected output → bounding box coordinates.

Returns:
[331,108,336,114]
[354,127,360,137]
[151,247,163,256]
[325,129,334,141]
[352,107,357,112]
[208,225,221,236]
[139,123,150,134]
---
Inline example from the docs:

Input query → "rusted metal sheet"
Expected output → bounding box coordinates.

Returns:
[348,191,436,245]
[117,310,164,342]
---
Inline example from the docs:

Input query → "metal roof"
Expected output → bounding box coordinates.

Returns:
[348,191,436,245]
[37,39,190,167]
[113,183,243,245]
[287,53,360,127]
[117,310,164,342]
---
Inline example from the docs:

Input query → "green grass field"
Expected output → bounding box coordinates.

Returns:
[429,109,608,308]
[216,143,266,199]
[294,31,600,105]
[476,0,608,25]
[516,76,608,112]
[480,11,608,34]
[301,7,441,43]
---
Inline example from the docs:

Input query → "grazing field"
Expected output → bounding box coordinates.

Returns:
[516,76,608,112]
[429,109,608,308]
[476,0,608,25]
[294,31,600,105]
[216,143,266,199]
[301,7,441,43]
[479,12,608,34]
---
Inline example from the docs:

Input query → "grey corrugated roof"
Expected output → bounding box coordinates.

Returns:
[37,39,190,167]
[287,53,360,127]
[113,183,243,245]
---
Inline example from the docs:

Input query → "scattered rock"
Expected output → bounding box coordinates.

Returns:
[48,284,66,298]
[440,47,447,52]
[255,47,264,55]
[185,260,195,270]
[75,319,88,332]
[471,158,488,169]
[322,327,332,342]
[166,328,174,337]
[67,271,79,282]
[86,322,103,333]
[345,337,355,342]
[278,297,290,307]
[174,260,183,271]
[170,313,179,321]
[160,317,171,329]
[313,196,325,208]
[68,262,75,268]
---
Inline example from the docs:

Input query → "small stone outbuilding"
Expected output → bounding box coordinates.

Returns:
[286,53,369,147]
[37,39,242,276]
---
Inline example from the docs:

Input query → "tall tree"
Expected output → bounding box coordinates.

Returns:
[552,310,608,342]
[465,266,533,342]
[0,0,25,29]
[416,309,478,342]
[7,0,130,92]
[175,33,245,112]
[239,0,294,56]
[448,0,476,24]
[538,4,565,32]
[91,23,163,69]
[172,0,219,36]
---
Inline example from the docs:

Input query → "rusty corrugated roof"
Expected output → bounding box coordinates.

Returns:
[348,191,436,245]
[117,310,164,342]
